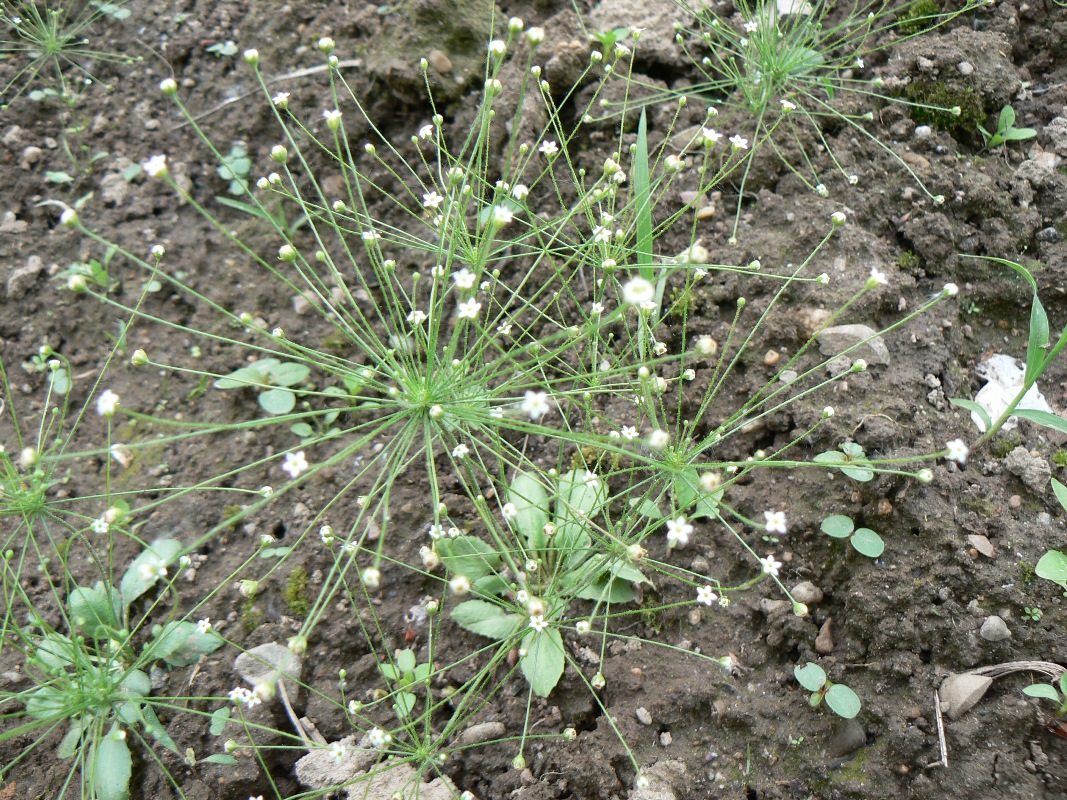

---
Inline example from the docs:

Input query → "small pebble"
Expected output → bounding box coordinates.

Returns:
[815,617,834,654]
[914,125,933,140]
[957,61,974,76]
[659,731,673,746]
[877,499,893,516]
[764,349,780,366]
[967,534,994,558]
[790,581,824,605]
[428,49,452,73]
[1009,494,1022,509]
[979,615,1011,642]
[636,707,653,726]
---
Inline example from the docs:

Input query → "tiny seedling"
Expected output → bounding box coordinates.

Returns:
[819,514,884,558]
[205,40,238,57]
[978,105,1036,150]
[378,648,432,718]
[794,662,861,719]
[1022,606,1043,622]
[217,143,251,195]
[214,357,310,415]
[1023,671,1067,719]
[814,441,874,482]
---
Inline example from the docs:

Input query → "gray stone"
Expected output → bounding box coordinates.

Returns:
[979,614,1011,642]
[344,760,459,800]
[457,720,505,746]
[7,255,43,299]
[1004,446,1051,493]
[636,706,653,725]
[939,672,993,720]
[630,759,688,800]
[817,324,890,365]
[791,581,824,605]
[295,735,376,789]
[1046,117,1067,157]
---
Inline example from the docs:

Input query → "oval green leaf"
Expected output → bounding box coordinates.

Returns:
[850,528,884,558]
[1023,683,1061,702]
[520,627,565,698]
[820,515,854,538]
[794,662,827,692]
[824,683,862,719]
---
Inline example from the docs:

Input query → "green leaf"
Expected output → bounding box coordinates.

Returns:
[149,621,224,667]
[214,360,276,390]
[1051,478,1067,514]
[209,707,231,736]
[259,388,296,415]
[1004,126,1036,141]
[840,463,874,482]
[574,575,635,603]
[202,753,238,765]
[291,422,314,437]
[471,574,510,598]
[46,170,74,184]
[814,451,845,465]
[556,469,605,549]
[634,109,653,277]
[50,368,71,396]
[396,649,416,674]
[999,104,1016,131]
[120,539,182,608]
[259,546,293,559]
[794,662,827,692]
[394,691,416,716]
[94,727,133,800]
[234,641,302,689]
[57,723,83,759]
[507,472,550,550]
[950,398,992,432]
[437,536,501,582]
[1035,550,1067,588]
[1026,294,1050,384]
[629,497,664,520]
[673,468,722,519]
[452,600,523,640]
[272,362,311,387]
[824,684,862,719]
[850,528,884,558]
[520,627,565,697]
[69,582,122,637]
[120,669,151,700]
[1023,683,1062,702]
[820,515,854,539]
[379,663,399,680]
[143,705,179,753]
[1013,409,1067,435]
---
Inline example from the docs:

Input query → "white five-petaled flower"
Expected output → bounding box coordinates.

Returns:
[422,190,444,209]
[452,443,470,458]
[590,302,604,316]
[648,429,669,450]
[228,687,260,709]
[418,124,434,140]
[502,502,518,520]
[666,515,693,548]
[282,450,309,478]
[407,309,427,325]
[696,585,718,606]
[323,108,342,128]
[96,389,120,417]
[759,554,782,577]
[91,517,109,535]
[491,205,513,227]
[729,134,749,150]
[529,614,549,633]
[453,268,476,289]
[764,510,787,535]
[272,91,290,108]
[197,618,212,634]
[593,225,611,243]
[457,298,482,319]
[945,438,969,464]
[512,184,529,200]
[330,742,345,762]
[702,127,723,146]
[427,524,444,540]
[621,277,655,306]
[744,20,759,32]
[368,727,391,748]
[868,267,887,286]
[621,425,638,440]
[521,390,551,420]
[142,154,167,178]
[361,230,380,242]
[538,140,558,157]
[815,183,829,197]
[780,99,796,111]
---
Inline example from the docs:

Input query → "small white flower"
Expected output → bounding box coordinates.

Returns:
[855,57,865,69]
[620,425,638,440]
[96,389,120,417]
[329,741,345,762]
[764,510,787,535]
[527,27,545,46]
[718,595,730,608]
[529,614,549,633]
[822,406,835,418]
[592,225,611,243]
[452,443,470,458]
[407,309,427,325]
[945,438,969,464]
[917,468,934,484]
[622,277,655,306]
[780,99,797,111]
[696,585,718,606]
[666,515,693,548]
[159,78,177,95]
[422,190,444,209]
[815,183,829,197]
[197,618,213,634]
[320,525,335,545]
[243,48,259,65]
[590,302,604,316]
[664,154,685,172]
[816,273,830,285]
[150,244,166,258]
[138,558,167,582]
[538,140,559,157]
[491,205,513,227]
[323,108,342,130]
[521,390,551,420]
[512,184,529,201]
[362,567,381,589]
[831,211,847,227]
[848,174,859,185]
[427,524,444,540]
[91,517,109,535]
[759,554,782,577]
[729,135,749,150]
[576,620,591,635]
[489,39,506,57]
[502,502,518,520]
[743,20,759,32]
[457,299,482,319]
[143,154,168,178]
[453,268,476,289]
[361,230,381,242]
[367,727,392,748]
[648,429,669,450]
[272,91,290,108]
[582,471,600,489]
[449,575,471,595]
[943,283,959,297]
[282,451,309,478]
